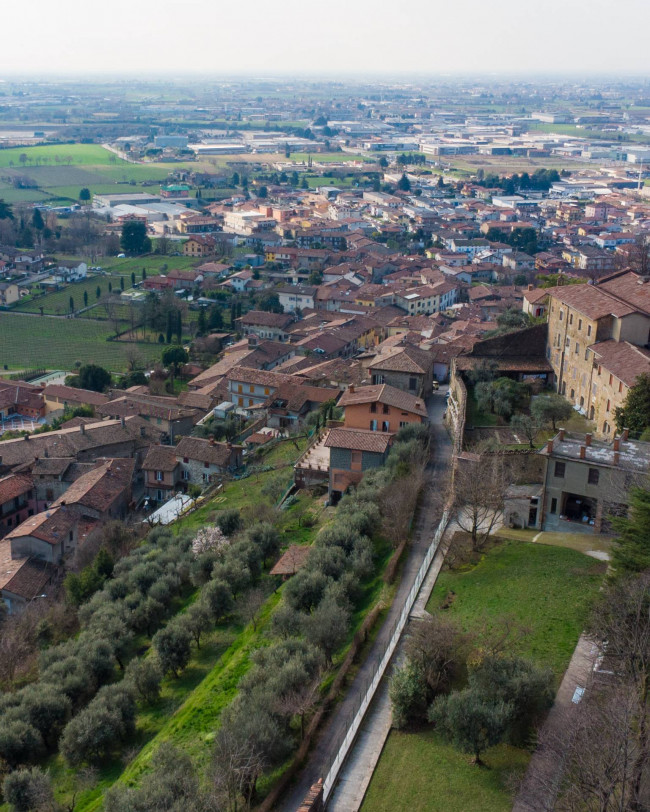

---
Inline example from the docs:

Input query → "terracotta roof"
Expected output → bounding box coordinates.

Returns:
[368,345,433,374]
[523,287,550,305]
[226,366,295,390]
[51,458,135,513]
[338,384,427,417]
[325,427,393,453]
[0,474,33,505]
[270,545,311,576]
[1,557,51,600]
[174,436,242,467]
[598,271,650,316]
[42,385,109,407]
[0,540,28,591]
[239,310,294,329]
[5,505,83,545]
[588,339,650,387]
[547,283,635,320]
[142,445,179,472]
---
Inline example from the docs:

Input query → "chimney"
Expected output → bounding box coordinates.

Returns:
[528,283,534,291]
[546,439,554,453]
[248,334,258,348]
[24,434,29,441]
[622,427,629,441]
[558,428,565,441]
[81,423,85,435]
[120,416,126,428]
[580,446,586,459]
[585,432,592,447]
[349,384,355,394]
[613,437,620,451]
[614,451,620,465]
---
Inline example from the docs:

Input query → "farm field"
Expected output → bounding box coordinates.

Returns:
[362,539,605,812]
[0,312,158,371]
[0,144,127,168]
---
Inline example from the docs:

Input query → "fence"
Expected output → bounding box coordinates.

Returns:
[320,507,450,804]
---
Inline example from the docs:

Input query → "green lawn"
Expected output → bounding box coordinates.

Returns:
[362,730,530,812]
[0,312,158,372]
[427,539,604,675]
[362,539,605,812]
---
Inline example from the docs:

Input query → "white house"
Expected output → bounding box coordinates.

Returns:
[53,262,88,282]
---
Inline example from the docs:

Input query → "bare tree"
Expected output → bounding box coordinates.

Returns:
[589,572,650,809]
[531,685,642,812]
[405,614,468,695]
[273,672,322,740]
[453,454,506,551]
[239,588,265,632]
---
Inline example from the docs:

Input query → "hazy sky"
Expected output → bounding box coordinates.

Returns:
[2,0,649,77]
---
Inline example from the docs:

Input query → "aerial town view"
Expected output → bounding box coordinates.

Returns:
[0,2,649,811]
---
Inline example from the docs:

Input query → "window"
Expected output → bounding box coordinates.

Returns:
[609,374,613,386]
[237,384,243,393]
[619,381,623,393]
[569,313,573,325]
[559,310,564,321]
[156,471,163,482]
[603,421,610,434]
[588,468,600,485]
[157,490,163,501]
[399,421,408,428]
[565,337,570,347]
[264,388,270,395]
[369,419,378,431]
[381,421,389,432]
[182,470,190,481]
[409,377,417,391]
[554,462,566,478]
[248,399,253,407]
[570,389,575,399]
[370,402,377,413]
[598,365,601,376]
[575,342,580,354]
[350,451,362,471]
[249,385,255,393]
[585,349,589,361]
[183,457,189,463]
[550,497,558,514]
[578,318,582,330]
[382,404,390,414]
[606,399,610,412]
[204,461,210,468]
[592,383,598,395]
[587,324,592,337]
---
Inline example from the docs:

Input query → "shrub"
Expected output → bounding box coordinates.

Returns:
[3,767,54,812]
[0,720,44,768]
[125,657,163,705]
[389,660,429,729]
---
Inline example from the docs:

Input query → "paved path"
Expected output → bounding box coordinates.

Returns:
[513,634,599,812]
[329,517,453,812]
[278,387,453,812]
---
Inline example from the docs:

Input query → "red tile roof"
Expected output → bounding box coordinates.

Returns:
[325,427,393,453]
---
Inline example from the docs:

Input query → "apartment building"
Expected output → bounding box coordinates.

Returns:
[546,271,650,436]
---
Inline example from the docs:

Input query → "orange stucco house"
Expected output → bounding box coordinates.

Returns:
[338,383,428,433]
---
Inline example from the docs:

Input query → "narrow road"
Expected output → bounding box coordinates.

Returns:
[278,387,453,811]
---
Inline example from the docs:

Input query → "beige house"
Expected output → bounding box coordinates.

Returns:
[0,282,19,306]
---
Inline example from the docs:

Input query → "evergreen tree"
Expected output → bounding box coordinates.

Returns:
[166,310,173,344]
[175,309,182,343]
[611,486,650,573]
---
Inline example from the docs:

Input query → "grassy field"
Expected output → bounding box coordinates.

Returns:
[14,276,124,315]
[0,144,127,168]
[362,539,605,812]
[0,312,159,371]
